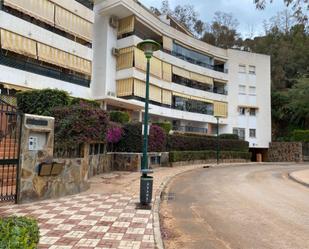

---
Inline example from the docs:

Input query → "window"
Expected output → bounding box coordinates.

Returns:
[249,65,256,75]
[249,108,256,116]
[233,128,245,140]
[239,65,246,73]
[239,85,246,94]
[239,107,246,116]
[249,86,256,95]
[249,129,256,138]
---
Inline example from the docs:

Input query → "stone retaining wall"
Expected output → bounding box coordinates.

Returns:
[267,142,303,162]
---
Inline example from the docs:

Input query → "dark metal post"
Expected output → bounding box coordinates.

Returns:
[141,57,150,175]
[216,116,220,165]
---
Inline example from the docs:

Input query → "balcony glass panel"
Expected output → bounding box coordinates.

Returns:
[172,96,214,115]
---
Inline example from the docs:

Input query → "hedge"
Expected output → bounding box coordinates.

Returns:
[152,122,172,134]
[219,133,239,140]
[17,89,70,116]
[115,123,167,152]
[70,97,100,108]
[0,216,40,249]
[169,150,252,162]
[109,111,130,124]
[167,134,249,152]
[291,130,309,142]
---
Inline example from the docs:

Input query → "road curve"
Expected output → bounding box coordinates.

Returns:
[160,163,309,249]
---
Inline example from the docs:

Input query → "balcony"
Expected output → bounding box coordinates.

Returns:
[173,125,208,134]
[0,52,90,88]
[75,0,94,10]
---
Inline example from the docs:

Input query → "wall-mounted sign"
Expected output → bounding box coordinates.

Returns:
[26,119,48,126]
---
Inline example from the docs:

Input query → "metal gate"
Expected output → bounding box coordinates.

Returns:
[303,142,309,161]
[0,98,22,203]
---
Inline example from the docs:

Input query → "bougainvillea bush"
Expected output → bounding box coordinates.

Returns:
[52,103,109,147]
[107,126,123,144]
[148,125,166,152]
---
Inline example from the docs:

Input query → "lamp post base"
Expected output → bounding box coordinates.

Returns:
[140,175,153,205]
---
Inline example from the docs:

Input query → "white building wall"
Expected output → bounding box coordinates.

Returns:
[92,14,117,99]
[227,49,271,148]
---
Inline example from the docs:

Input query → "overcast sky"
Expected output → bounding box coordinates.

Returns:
[140,0,291,38]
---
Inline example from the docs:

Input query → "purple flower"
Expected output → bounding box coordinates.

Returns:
[107,127,123,144]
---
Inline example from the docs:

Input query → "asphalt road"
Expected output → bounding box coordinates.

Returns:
[160,163,309,249]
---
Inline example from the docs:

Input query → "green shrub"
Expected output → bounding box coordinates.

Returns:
[115,122,143,152]
[169,150,251,162]
[17,89,70,116]
[219,133,239,140]
[109,111,130,124]
[115,123,167,152]
[70,98,100,108]
[0,216,40,249]
[152,122,172,134]
[172,131,214,137]
[291,130,309,142]
[167,134,249,152]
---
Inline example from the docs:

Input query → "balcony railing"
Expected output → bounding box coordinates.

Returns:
[0,53,90,88]
[171,51,228,73]
[75,0,94,9]
[173,125,208,134]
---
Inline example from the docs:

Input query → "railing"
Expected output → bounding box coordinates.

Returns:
[173,104,214,115]
[75,0,94,10]
[172,75,228,95]
[171,51,228,73]
[173,125,208,134]
[0,53,91,88]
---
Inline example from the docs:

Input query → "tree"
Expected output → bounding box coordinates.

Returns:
[254,0,309,23]
[286,77,309,129]
[150,0,205,36]
[201,12,242,49]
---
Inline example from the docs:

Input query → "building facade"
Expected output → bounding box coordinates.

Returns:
[0,0,271,150]
[0,0,94,101]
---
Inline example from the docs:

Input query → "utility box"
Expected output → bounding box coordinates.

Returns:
[140,176,153,205]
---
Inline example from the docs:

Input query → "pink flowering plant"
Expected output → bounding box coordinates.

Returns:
[107,126,123,144]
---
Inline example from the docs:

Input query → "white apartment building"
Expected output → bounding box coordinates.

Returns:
[0,0,94,98]
[0,0,271,153]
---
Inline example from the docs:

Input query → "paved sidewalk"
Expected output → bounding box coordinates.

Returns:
[0,165,202,249]
[289,169,309,187]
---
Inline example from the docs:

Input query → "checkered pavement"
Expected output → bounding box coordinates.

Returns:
[0,193,155,249]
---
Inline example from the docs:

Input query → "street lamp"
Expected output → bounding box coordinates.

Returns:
[215,116,220,165]
[137,39,161,205]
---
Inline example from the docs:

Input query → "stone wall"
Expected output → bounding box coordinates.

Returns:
[88,153,113,177]
[267,142,303,162]
[18,114,92,203]
[110,152,169,172]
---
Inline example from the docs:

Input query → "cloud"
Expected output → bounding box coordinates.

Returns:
[141,0,291,37]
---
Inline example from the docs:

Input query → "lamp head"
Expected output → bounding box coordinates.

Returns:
[137,39,161,59]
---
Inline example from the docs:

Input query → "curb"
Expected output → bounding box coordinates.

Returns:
[152,165,204,249]
[288,172,309,188]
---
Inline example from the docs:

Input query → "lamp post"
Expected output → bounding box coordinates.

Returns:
[137,39,161,205]
[215,116,220,165]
